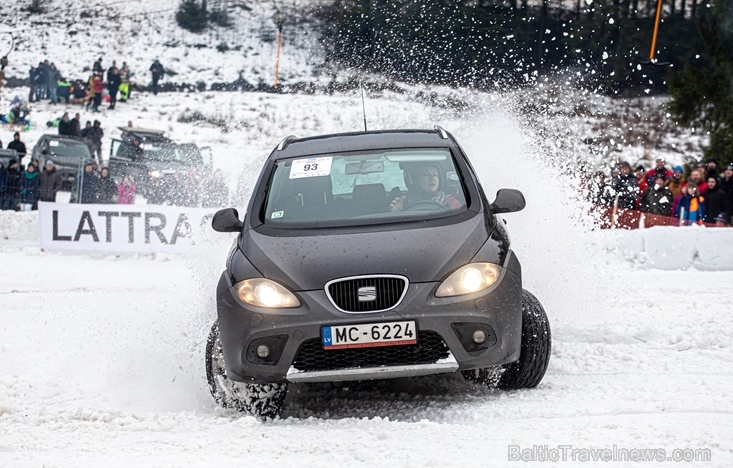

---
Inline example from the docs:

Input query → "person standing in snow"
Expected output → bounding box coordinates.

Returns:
[58,112,72,136]
[150,59,165,95]
[0,161,6,209]
[675,181,706,226]
[7,132,27,166]
[19,163,40,211]
[612,162,640,210]
[117,175,137,204]
[120,62,132,101]
[87,120,104,161]
[91,75,104,112]
[703,176,728,224]
[39,160,60,203]
[107,67,122,110]
[3,159,21,211]
[69,113,82,138]
[641,176,673,216]
[46,63,60,104]
[93,57,104,78]
[96,167,117,204]
[79,161,99,204]
[666,165,685,199]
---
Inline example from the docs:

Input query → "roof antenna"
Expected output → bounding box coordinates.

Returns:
[360,83,368,132]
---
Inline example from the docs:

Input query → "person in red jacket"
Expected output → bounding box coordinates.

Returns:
[91,75,104,112]
[644,158,673,188]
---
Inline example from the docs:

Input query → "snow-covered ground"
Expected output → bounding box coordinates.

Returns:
[1,86,732,466]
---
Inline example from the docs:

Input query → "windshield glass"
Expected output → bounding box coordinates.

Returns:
[48,140,92,159]
[262,148,468,228]
[116,141,197,164]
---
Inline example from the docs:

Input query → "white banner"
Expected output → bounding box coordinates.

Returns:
[38,202,220,253]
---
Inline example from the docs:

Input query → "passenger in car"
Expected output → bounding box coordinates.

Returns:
[389,163,462,212]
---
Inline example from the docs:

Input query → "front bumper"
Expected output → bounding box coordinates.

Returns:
[216,251,523,384]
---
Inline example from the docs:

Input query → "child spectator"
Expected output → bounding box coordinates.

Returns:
[675,181,706,226]
[117,175,136,204]
[91,75,104,112]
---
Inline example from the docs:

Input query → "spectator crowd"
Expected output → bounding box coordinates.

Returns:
[584,158,733,228]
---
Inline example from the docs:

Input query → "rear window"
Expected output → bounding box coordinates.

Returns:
[262,148,468,228]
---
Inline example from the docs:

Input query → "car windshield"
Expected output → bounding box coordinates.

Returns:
[116,140,197,164]
[262,148,468,228]
[47,139,91,159]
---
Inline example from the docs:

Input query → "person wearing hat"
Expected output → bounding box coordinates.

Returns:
[666,165,686,198]
[715,212,731,227]
[19,162,40,211]
[39,160,60,203]
[612,161,640,210]
[675,180,706,226]
[634,164,648,194]
[703,176,728,224]
[2,159,21,211]
[720,163,733,196]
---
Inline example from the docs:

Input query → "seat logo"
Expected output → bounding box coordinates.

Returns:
[358,286,377,302]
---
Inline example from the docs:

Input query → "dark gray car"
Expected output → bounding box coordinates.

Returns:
[208,127,551,417]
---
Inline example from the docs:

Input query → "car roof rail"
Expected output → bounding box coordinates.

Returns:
[434,125,449,139]
[277,135,298,151]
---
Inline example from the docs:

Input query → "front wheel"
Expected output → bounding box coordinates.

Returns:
[462,289,551,389]
[205,321,287,418]
[498,289,551,389]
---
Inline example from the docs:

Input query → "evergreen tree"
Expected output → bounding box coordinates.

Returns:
[176,0,208,33]
[669,0,733,165]
[668,0,733,166]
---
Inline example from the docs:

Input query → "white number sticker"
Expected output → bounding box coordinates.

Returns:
[49,140,59,147]
[289,157,333,179]
[271,211,284,219]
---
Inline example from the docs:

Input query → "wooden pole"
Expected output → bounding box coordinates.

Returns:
[274,29,282,88]
[649,0,664,60]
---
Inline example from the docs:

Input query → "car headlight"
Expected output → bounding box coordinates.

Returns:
[435,263,502,297]
[148,170,162,178]
[234,278,300,308]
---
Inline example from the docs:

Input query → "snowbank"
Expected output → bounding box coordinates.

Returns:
[598,226,733,270]
[0,210,38,244]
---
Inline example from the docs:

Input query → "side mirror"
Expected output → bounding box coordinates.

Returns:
[42,148,49,155]
[490,189,526,214]
[212,208,243,233]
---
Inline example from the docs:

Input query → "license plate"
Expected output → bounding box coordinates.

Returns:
[322,321,417,350]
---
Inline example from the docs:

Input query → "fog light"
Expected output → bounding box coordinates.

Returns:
[256,344,270,359]
[472,329,487,344]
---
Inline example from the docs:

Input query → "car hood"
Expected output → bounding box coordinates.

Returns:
[242,214,492,291]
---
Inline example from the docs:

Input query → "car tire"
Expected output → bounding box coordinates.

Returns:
[205,321,287,418]
[497,289,551,389]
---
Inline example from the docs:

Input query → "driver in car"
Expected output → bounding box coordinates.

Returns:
[389,162,462,212]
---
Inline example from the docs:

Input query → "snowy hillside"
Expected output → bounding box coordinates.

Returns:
[0,0,326,88]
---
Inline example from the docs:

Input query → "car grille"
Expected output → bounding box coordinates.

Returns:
[291,331,450,372]
[326,276,407,313]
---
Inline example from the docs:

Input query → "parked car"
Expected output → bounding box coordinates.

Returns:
[0,148,20,169]
[108,127,212,205]
[208,127,551,417]
[31,134,94,200]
